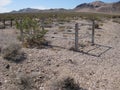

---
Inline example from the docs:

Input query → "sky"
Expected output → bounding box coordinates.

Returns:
[0,0,119,13]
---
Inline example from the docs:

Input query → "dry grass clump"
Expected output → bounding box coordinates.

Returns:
[15,74,33,90]
[59,26,66,31]
[11,72,48,90]
[1,43,26,62]
[58,77,80,90]
[50,77,86,90]
[94,23,99,29]
[112,18,120,24]
[0,25,5,29]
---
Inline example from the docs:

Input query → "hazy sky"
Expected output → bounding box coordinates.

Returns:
[0,0,119,13]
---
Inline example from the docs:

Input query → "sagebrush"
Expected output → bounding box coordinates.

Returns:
[1,43,26,62]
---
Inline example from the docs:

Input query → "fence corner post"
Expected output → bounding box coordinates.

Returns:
[92,19,95,45]
[75,23,79,51]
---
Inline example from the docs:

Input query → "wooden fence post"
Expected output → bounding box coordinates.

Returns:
[41,18,44,31]
[92,20,95,45]
[20,19,24,42]
[10,19,13,27]
[75,23,79,51]
[3,19,5,29]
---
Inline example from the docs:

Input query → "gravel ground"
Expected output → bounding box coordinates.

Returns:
[0,20,120,90]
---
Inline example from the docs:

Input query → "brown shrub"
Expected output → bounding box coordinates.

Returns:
[1,43,26,62]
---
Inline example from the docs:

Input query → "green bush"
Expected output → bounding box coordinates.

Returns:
[23,30,48,48]
[1,43,26,62]
[16,17,48,48]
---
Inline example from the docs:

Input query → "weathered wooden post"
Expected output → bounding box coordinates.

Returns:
[75,23,79,51]
[3,19,5,29]
[20,19,24,42]
[92,20,95,45]
[41,18,44,31]
[10,19,13,27]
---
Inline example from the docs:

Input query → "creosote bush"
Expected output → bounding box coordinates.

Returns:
[16,74,33,90]
[60,77,80,90]
[52,77,86,90]
[16,17,48,48]
[1,43,26,62]
[23,30,48,48]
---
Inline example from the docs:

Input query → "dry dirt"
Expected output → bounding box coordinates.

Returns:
[0,19,120,90]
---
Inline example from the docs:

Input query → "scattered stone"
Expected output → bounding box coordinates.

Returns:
[56,64,60,67]
[0,82,2,86]
[5,64,10,69]
[54,32,57,34]
[66,59,74,64]
[6,74,9,76]
[89,71,95,76]
[67,30,72,32]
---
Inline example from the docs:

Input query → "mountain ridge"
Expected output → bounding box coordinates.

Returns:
[10,1,120,14]
[75,1,120,13]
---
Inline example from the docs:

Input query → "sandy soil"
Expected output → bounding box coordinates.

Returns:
[0,20,120,90]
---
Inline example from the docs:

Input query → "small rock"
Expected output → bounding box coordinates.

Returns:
[67,30,72,32]
[66,59,74,64]
[29,54,32,56]
[56,64,60,67]
[0,82,2,86]
[5,64,10,69]
[39,87,45,90]
[6,74,9,76]
[89,71,95,76]
[54,32,57,34]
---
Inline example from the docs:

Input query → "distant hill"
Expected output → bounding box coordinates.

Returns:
[11,8,40,13]
[10,1,120,14]
[10,8,72,13]
[74,1,120,13]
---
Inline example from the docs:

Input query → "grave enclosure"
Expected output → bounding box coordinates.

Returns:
[0,18,111,57]
[43,19,111,57]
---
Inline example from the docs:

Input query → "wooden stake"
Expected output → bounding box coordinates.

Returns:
[3,19,5,29]
[75,23,79,51]
[92,20,95,45]
[41,18,44,31]
[20,19,24,42]
[10,19,13,27]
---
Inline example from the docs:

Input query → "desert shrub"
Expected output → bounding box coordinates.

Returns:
[16,17,48,48]
[12,72,47,90]
[23,30,48,48]
[112,18,120,24]
[52,77,85,90]
[99,23,103,26]
[66,26,73,29]
[59,22,65,24]
[16,74,33,90]
[1,43,26,62]
[69,46,76,51]
[79,43,86,48]
[0,25,5,29]
[94,23,99,29]
[60,77,80,90]
[59,26,66,31]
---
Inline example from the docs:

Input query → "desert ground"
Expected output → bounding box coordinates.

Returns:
[0,18,120,90]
